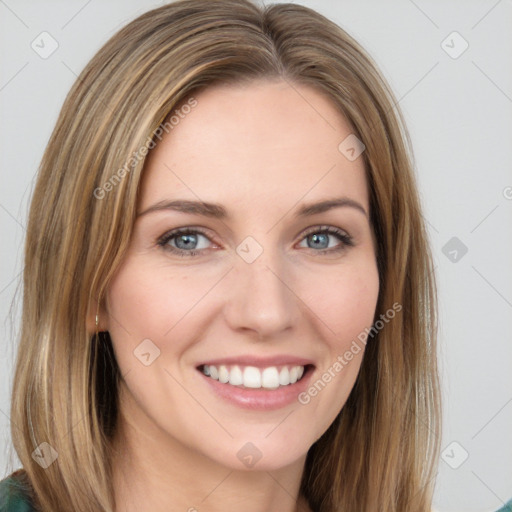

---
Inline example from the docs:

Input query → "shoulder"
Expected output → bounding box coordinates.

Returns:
[495,499,512,512]
[0,470,36,512]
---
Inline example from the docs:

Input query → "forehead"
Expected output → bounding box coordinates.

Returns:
[139,79,369,218]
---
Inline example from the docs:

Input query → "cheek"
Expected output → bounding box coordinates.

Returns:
[294,263,379,429]
[106,260,212,344]
[302,260,380,348]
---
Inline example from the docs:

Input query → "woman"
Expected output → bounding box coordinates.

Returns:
[0,0,448,510]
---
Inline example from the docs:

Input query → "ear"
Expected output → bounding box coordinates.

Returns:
[86,296,110,334]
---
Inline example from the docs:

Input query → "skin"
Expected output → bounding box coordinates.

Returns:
[97,79,380,512]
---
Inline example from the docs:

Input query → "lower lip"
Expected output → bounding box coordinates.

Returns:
[198,366,314,411]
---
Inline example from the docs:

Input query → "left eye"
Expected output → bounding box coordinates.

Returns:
[157,226,353,257]
[298,226,353,252]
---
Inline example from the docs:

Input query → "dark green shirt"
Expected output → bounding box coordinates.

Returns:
[0,470,511,511]
[0,472,35,512]
[496,500,512,512]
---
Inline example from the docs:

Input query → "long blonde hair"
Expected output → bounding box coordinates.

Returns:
[8,1,441,510]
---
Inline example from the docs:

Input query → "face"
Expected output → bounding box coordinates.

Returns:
[103,79,380,471]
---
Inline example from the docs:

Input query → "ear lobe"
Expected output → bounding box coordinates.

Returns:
[86,297,109,334]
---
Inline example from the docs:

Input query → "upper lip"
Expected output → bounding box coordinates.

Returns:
[196,355,315,368]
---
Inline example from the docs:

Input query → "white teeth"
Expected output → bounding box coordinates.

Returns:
[261,367,280,389]
[243,366,261,388]
[218,365,229,383]
[201,364,306,389]
[228,365,243,386]
[279,367,290,386]
[209,365,218,380]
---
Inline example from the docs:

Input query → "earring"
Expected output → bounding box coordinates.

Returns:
[95,303,100,332]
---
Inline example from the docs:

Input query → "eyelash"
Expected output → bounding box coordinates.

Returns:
[156,225,354,258]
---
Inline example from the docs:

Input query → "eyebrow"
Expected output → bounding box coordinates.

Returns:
[136,197,368,220]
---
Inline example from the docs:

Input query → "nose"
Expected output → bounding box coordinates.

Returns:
[222,251,300,340]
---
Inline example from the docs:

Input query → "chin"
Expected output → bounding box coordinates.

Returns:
[197,432,314,473]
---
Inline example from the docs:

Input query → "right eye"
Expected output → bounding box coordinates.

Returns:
[157,227,216,257]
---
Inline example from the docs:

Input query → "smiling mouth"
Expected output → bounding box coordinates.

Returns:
[198,364,313,389]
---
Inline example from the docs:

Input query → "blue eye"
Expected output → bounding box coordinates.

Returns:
[157,228,212,256]
[298,226,354,254]
[157,225,353,257]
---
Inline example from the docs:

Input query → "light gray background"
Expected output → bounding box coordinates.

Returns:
[1,1,511,511]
